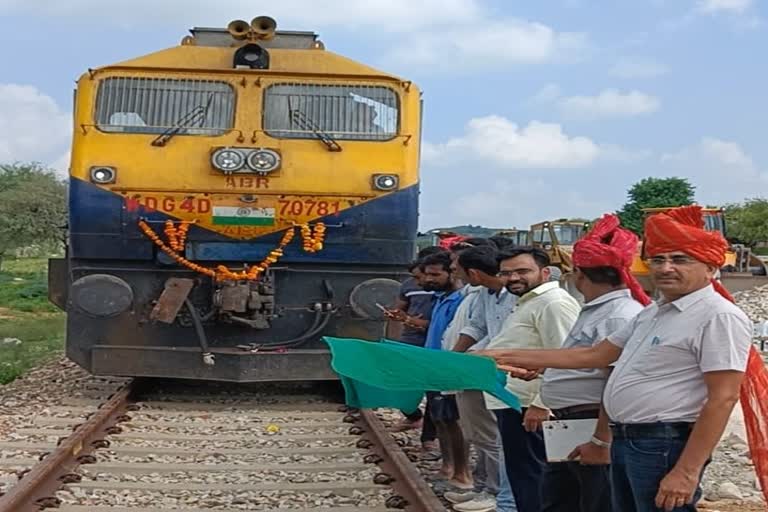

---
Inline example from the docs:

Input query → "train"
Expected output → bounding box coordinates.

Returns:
[48,16,423,382]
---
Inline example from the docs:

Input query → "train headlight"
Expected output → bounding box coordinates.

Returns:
[372,174,399,191]
[246,149,281,173]
[90,166,116,184]
[211,148,245,173]
[233,43,270,70]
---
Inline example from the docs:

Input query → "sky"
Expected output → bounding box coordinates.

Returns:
[0,0,766,231]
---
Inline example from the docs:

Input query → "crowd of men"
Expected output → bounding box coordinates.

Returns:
[383,207,757,512]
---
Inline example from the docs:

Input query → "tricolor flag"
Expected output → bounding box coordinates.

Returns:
[212,206,275,226]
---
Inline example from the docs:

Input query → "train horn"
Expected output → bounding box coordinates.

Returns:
[251,16,277,40]
[227,19,251,40]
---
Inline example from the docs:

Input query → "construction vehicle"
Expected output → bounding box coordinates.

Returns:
[493,228,530,246]
[528,219,592,272]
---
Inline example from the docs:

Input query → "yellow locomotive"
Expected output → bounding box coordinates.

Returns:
[48,17,422,381]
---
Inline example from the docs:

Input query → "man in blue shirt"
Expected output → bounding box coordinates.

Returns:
[420,251,470,487]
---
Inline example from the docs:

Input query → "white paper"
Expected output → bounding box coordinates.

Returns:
[542,419,598,462]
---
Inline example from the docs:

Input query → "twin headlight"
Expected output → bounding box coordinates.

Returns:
[211,147,281,175]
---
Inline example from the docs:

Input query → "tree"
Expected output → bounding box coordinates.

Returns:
[724,199,768,246]
[616,177,696,235]
[0,163,67,268]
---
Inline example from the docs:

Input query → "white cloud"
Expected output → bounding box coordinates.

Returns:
[0,1,589,73]
[610,57,668,79]
[662,137,759,174]
[697,0,753,14]
[558,89,661,119]
[386,20,588,70]
[660,137,767,203]
[531,83,563,103]
[0,84,71,173]
[424,115,600,169]
[50,152,71,177]
[418,175,618,229]
[0,0,483,32]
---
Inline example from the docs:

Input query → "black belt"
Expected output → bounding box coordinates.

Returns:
[551,404,600,420]
[610,422,694,440]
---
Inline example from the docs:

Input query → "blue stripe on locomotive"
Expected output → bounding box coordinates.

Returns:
[68,177,418,265]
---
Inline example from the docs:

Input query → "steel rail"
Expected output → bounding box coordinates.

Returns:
[356,409,446,512]
[0,382,136,512]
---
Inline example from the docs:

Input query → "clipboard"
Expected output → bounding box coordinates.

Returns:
[542,419,597,462]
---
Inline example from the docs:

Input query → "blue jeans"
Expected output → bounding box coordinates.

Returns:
[496,447,518,512]
[610,424,703,512]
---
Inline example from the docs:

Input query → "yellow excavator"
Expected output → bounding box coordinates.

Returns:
[493,228,530,246]
[527,219,592,272]
[632,207,768,293]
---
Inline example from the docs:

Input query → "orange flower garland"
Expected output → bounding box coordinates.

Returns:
[300,222,326,253]
[138,220,322,282]
[163,220,193,252]
[139,220,216,278]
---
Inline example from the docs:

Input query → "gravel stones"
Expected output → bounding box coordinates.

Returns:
[733,284,768,323]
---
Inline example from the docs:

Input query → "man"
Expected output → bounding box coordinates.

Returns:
[435,238,496,489]
[420,251,472,488]
[486,206,755,512]
[485,247,581,512]
[447,245,518,512]
[386,247,444,447]
[538,214,649,512]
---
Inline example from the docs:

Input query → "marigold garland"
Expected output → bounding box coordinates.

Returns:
[163,220,193,252]
[301,222,326,253]
[138,220,216,278]
[138,220,325,282]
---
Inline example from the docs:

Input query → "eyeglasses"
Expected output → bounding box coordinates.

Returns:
[646,256,698,267]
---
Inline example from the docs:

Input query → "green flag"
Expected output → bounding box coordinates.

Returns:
[323,337,521,412]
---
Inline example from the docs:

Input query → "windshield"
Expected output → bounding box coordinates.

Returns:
[531,228,551,244]
[263,83,398,141]
[95,77,234,135]
[552,224,586,245]
[704,213,725,234]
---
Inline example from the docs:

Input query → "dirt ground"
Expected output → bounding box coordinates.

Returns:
[700,501,766,511]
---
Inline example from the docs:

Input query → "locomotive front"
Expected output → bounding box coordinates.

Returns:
[48,17,422,381]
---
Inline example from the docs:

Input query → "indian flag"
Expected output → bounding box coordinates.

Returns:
[212,206,275,226]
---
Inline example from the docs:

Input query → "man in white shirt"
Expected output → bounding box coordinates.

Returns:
[485,247,581,512]
[485,207,755,512]
[538,214,649,512]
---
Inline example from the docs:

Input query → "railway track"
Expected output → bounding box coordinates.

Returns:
[0,378,445,512]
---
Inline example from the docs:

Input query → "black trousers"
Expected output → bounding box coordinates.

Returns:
[496,407,547,512]
[542,409,611,512]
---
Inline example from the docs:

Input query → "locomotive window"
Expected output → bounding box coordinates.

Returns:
[263,84,398,141]
[95,77,235,135]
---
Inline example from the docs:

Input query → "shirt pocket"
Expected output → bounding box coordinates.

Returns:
[635,337,693,376]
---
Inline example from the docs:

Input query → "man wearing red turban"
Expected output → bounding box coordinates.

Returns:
[481,206,759,511]
[536,214,649,512]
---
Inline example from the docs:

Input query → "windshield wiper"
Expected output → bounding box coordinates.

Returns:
[289,108,342,152]
[151,94,214,147]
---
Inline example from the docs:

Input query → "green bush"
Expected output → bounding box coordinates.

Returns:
[0,257,65,383]
[0,316,65,384]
